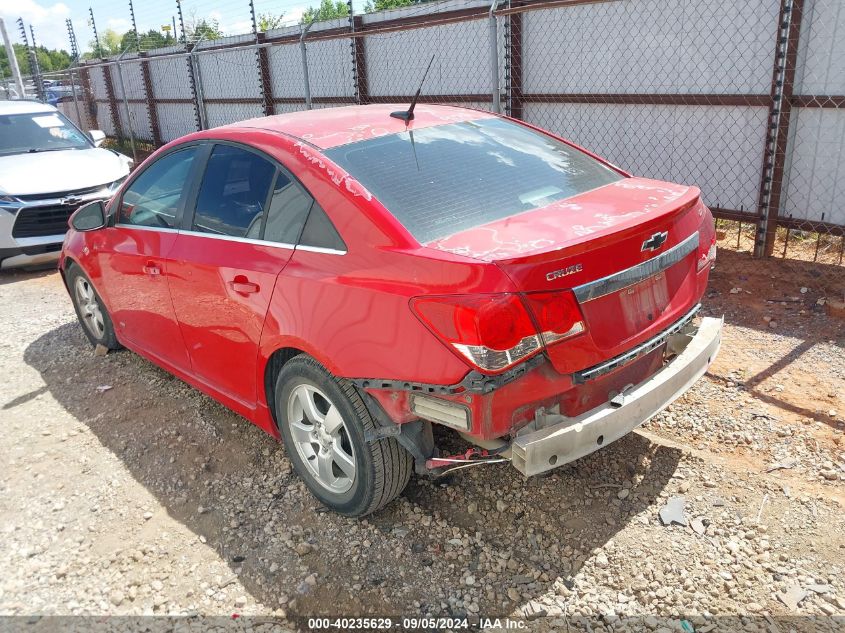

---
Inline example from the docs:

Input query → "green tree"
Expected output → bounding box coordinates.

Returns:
[364,0,412,12]
[89,28,123,57]
[120,29,175,52]
[301,0,349,24]
[258,12,286,31]
[119,29,138,52]
[0,44,72,77]
[186,18,223,42]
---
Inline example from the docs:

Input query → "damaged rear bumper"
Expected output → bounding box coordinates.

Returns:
[510,316,722,476]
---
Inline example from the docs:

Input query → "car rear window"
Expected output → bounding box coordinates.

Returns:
[323,117,623,244]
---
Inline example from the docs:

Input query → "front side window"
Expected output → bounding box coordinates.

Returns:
[119,147,198,228]
[324,117,623,244]
[0,111,92,156]
[192,144,275,238]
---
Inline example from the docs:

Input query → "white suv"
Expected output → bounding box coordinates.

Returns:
[0,100,132,269]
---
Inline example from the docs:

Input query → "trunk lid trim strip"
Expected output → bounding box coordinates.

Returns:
[572,231,700,303]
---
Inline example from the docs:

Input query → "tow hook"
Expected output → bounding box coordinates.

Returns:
[609,383,635,408]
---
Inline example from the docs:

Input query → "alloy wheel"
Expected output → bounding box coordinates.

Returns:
[286,383,356,494]
[74,277,105,339]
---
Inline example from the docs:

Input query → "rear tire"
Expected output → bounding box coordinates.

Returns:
[275,355,412,517]
[67,264,121,350]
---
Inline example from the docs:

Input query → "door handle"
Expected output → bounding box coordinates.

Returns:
[142,262,161,276]
[229,276,259,294]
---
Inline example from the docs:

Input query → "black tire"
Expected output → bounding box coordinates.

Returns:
[66,263,121,350]
[275,355,412,517]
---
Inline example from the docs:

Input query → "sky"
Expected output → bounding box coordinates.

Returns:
[0,0,367,53]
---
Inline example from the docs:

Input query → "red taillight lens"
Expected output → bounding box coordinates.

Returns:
[522,290,586,346]
[411,294,541,374]
[411,291,586,374]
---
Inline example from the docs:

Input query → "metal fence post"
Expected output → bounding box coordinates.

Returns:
[490,0,502,112]
[489,0,501,114]
[192,51,208,129]
[256,34,275,116]
[114,57,138,163]
[186,43,207,131]
[755,0,804,258]
[505,1,524,119]
[78,65,97,128]
[139,52,163,146]
[0,19,25,98]
[300,21,315,110]
[68,66,83,129]
[351,15,368,105]
[102,59,123,138]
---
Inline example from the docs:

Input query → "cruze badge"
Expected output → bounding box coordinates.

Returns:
[546,263,583,282]
[641,231,668,252]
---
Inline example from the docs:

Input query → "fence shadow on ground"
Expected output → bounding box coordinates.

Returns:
[23,321,680,617]
[704,247,845,431]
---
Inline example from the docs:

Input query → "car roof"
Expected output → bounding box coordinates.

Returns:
[226,103,497,150]
[0,100,57,115]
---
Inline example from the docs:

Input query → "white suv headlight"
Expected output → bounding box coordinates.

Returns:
[0,195,20,212]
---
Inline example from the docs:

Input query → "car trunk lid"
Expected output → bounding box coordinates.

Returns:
[426,177,706,374]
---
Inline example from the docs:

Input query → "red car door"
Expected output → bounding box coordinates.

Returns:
[167,143,313,408]
[98,146,202,370]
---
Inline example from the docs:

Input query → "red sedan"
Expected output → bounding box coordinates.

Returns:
[60,104,721,516]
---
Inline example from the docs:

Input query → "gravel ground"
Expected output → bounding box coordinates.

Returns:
[0,250,843,631]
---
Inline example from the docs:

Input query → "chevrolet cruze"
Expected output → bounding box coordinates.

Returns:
[60,104,720,516]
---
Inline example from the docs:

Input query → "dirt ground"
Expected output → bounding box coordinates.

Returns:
[0,248,843,631]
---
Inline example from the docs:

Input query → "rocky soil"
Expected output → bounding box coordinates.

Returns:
[0,249,843,632]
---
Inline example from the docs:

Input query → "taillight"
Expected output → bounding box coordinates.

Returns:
[410,291,585,374]
[521,290,586,345]
[697,237,717,272]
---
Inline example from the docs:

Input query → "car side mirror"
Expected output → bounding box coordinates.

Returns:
[71,200,107,232]
[89,130,106,147]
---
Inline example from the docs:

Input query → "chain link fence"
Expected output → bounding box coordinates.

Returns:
[54,0,844,266]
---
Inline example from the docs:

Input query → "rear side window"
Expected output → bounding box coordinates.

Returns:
[192,144,275,238]
[263,172,313,245]
[324,117,622,244]
[299,203,346,252]
[119,147,198,228]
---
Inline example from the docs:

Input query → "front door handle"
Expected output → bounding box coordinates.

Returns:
[142,262,161,276]
[230,275,259,294]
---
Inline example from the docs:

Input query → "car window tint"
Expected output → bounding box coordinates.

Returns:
[118,147,198,228]
[263,172,313,245]
[193,145,275,238]
[299,202,346,252]
[324,117,623,244]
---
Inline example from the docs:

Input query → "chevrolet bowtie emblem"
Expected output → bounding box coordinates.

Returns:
[641,231,668,252]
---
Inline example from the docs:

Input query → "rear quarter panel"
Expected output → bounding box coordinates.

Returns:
[250,130,518,387]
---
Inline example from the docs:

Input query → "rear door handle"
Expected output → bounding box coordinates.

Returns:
[230,276,259,294]
[142,262,161,276]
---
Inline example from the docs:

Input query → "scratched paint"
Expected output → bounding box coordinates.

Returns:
[294,141,373,201]
[426,178,698,262]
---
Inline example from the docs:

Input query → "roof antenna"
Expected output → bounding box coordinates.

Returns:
[390,55,435,123]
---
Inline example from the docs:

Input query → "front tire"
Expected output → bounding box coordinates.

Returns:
[67,264,120,350]
[276,355,411,517]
